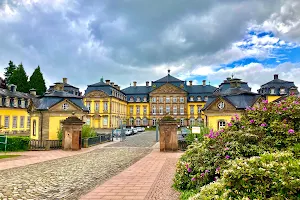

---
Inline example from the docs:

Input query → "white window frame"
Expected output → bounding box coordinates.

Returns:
[62,103,69,110]
[95,102,99,111]
[152,97,156,102]
[218,121,226,130]
[13,116,17,128]
[130,106,133,114]
[136,118,140,126]
[204,96,208,101]
[190,118,195,126]
[159,106,163,115]
[166,105,170,113]
[270,88,275,94]
[103,117,108,126]
[180,118,184,126]
[280,88,286,94]
[20,116,24,128]
[152,118,157,126]
[130,97,134,102]
[27,116,30,129]
[190,96,194,101]
[173,97,177,103]
[143,97,147,102]
[166,97,170,103]
[136,106,140,114]
[129,118,134,126]
[173,106,177,115]
[197,96,201,101]
[136,97,141,102]
[86,118,91,125]
[180,105,184,115]
[143,106,147,114]
[198,106,202,113]
[152,105,156,114]
[4,116,9,128]
[180,97,184,103]
[104,102,108,111]
[86,102,91,111]
[159,97,163,103]
[190,106,194,114]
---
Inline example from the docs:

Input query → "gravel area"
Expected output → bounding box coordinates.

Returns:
[0,148,151,200]
[145,157,180,200]
[107,131,157,148]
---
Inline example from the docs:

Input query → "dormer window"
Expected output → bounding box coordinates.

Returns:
[143,97,147,102]
[197,96,201,101]
[270,88,275,94]
[204,96,208,101]
[280,88,286,94]
[136,97,141,102]
[190,96,194,101]
[129,97,134,102]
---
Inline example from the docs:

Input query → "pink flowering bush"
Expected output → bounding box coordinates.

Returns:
[174,95,300,199]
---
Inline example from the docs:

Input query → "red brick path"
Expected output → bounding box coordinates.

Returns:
[80,149,182,200]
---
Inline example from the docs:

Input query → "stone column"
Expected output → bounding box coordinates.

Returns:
[158,117,178,152]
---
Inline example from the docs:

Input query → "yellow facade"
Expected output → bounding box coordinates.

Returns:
[206,113,241,130]
[49,116,67,140]
[187,102,206,122]
[267,95,281,102]
[127,102,150,126]
[0,108,30,134]
[84,94,127,129]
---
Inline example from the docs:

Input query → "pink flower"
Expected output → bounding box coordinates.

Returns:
[288,129,295,134]
[231,117,235,121]
[215,166,221,173]
[249,119,254,124]
[191,177,196,181]
[205,169,210,173]
[262,100,268,104]
[224,147,229,151]
[293,101,299,105]
[262,107,267,111]
[219,129,224,133]
[251,107,256,111]
[200,173,205,177]
[283,108,288,111]
[241,126,245,129]
[261,123,267,127]
[225,155,230,159]
[187,168,192,173]
[228,122,232,127]
[185,164,189,169]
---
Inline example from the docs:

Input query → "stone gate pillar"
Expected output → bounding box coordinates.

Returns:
[158,116,178,152]
[62,115,85,151]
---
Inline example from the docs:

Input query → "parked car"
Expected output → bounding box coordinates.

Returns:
[132,128,138,134]
[136,127,143,132]
[125,129,133,136]
[141,127,145,131]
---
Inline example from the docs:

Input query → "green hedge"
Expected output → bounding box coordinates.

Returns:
[0,136,30,151]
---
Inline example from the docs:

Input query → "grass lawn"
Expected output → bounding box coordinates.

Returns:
[0,155,20,159]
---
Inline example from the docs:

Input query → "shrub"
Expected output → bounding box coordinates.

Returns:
[0,136,30,151]
[191,152,300,200]
[81,125,96,138]
[57,128,63,141]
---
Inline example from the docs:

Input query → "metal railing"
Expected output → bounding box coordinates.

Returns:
[85,134,112,147]
[29,140,62,150]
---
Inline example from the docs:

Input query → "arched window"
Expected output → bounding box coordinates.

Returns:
[143,97,147,102]
[129,97,134,102]
[136,97,141,102]
[136,118,140,126]
[190,96,194,101]
[32,120,36,136]
[204,96,208,101]
[129,118,134,126]
[197,96,202,101]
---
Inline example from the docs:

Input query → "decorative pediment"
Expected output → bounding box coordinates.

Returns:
[205,97,236,112]
[49,99,83,112]
[150,83,186,95]
[85,90,109,98]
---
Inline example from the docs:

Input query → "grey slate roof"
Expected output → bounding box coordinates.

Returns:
[258,77,298,95]
[35,90,88,111]
[154,74,183,83]
[0,88,35,99]
[51,82,79,89]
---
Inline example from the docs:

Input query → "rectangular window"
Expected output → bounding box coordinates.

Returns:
[180,97,184,103]
[86,118,91,125]
[190,118,195,126]
[173,106,177,114]
[152,105,156,114]
[130,106,133,114]
[190,106,194,114]
[166,97,170,103]
[152,119,156,126]
[95,102,99,111]
[32,120,36,136]
[173,97,177,103]
[27,116,30,129]
[159,106,163,114]
[136,119,140,126]
[159,97,163,103]
[20,116,24,128]
[103,102,108,111]
[143,118,148,125]
[166,105,170,113]
[218,121,226,130]
[13,116,17,128]
[280,88,286,94]
[4,116,9,128]
[86,102,91,111]
[143,106,147,114]
[103,117,108,126]
[204,96,208,101]
[270,88,275,94]
[180,118,184,126]
[152,97,156,102]
[198,106,202,113]
[136,106,140,114]
[180,105,184,114]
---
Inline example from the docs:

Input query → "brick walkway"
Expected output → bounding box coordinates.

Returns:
[0,141,117,171]
[80,148,182,200]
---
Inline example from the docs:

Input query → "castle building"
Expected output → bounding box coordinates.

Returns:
[0,84,37,135]
[28,83,88,140]
[48,78,81,96]
[258,74,298,102]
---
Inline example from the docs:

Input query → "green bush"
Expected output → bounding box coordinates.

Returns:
[81,125,96,138]
[191,152,300,200]
[0,136,30,151]
[57,129,63,141]
[174,95,300,198]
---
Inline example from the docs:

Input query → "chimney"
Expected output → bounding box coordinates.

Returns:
[8,84,17,93]
[133,81,137,87]
[117,86,121,90]
[110,82,114,86]
[146,81,149,87]
[274,74,278,80]
[189,80,193,86]
[29,89,36,96]
[114,84,119,90]
[63,78,68,84]
[105,80,110,84]
[202,80,206,86]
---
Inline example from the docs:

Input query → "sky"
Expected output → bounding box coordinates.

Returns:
[0,0,300,93]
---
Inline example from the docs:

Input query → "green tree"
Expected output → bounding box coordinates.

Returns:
[4,60,16,84]
[10,63,29,93]
[29,66,46,95]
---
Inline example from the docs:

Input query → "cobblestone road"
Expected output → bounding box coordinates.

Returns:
[107,131,157,148]
[0,131,155,200]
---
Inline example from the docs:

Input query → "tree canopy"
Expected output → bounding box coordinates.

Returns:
[29,66,46,95]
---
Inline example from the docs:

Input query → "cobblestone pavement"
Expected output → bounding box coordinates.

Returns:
[0,147,151,200]
[107,131,157,148]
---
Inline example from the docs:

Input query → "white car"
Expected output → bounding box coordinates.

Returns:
[125,129,132,136]
[132,128,138,134]
[136,127,143,132]
[141,127,145,131]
